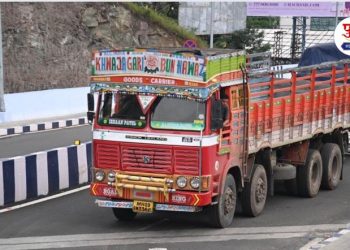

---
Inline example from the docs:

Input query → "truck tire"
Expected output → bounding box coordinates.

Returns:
[241,164,267,217]
[208,174,236,228]
[112,208,137,221]
[273,163,296,180]
[297,149,323,197]
[321,143,342,190]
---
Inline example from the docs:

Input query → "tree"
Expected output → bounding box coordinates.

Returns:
[247,17,279,29]
[215,27,271,54]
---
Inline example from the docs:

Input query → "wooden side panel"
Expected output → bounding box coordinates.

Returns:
[248,63,350,154]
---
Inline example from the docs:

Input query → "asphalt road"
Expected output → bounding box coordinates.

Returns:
[0,127,349,249]
[0,125,92,159]
[0,158,350,249]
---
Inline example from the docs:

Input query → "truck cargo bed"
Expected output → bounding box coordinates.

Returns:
[247,62,350,153]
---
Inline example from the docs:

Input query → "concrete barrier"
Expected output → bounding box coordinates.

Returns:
[0,117,88,137]
[0,142,92,207]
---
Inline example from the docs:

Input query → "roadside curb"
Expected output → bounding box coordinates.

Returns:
[0,117,88,137]
[304,224,350,249]
[0,142,92,207]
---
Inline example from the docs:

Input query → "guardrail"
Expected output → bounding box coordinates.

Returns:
[0,142,92,207]
[0,117,88,137]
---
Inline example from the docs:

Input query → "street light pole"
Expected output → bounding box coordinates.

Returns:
[0,4,5,112]
[209,2,214,48]
[335,2,339,29]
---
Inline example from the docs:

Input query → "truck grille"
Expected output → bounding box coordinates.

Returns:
[121,145,173,174]
[95,142,120,169]
[174,149,199,175]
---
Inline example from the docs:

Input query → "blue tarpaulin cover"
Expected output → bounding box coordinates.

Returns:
[298,43,350,67]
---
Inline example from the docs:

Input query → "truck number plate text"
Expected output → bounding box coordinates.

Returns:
[132,200,154,213]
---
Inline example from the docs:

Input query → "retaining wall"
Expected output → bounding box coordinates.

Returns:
[0,142,92,207]
[0,87,89,123]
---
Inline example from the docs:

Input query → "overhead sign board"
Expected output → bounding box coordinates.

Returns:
[339,2,350,17]
[179,2,246,35]
[247,2,338,17]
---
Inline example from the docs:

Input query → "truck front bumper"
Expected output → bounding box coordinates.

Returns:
[95,199,202,212]
[91,182,213,207]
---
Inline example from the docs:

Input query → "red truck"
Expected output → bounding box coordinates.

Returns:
[87,48,350,227]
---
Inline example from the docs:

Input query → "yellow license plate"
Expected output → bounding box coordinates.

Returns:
[132,200,154,213]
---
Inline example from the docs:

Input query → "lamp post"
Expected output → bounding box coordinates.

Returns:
[335,2,339,29]
[209,2,214,48]
[0,4,5,112]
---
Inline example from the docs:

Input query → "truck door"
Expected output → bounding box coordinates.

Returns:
[219,85,246,167]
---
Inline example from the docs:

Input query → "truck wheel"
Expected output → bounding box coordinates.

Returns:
[112,208,137,221]
[321,143,342,190]
[208,174,236,228]
[241,164,267,217]
[297,149,322,197]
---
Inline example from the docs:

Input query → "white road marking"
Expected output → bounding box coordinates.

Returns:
[0,185,89,214]
[0,224,346,250]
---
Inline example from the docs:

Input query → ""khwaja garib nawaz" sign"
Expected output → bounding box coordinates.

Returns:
[92,51,206,81]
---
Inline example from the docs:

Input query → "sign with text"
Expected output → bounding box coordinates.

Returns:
[247,2,336,17]
[92,51,205,82]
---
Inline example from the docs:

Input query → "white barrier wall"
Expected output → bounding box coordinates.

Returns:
[0,142,92,206]
[0,87,89,123]
[0,117,87,137]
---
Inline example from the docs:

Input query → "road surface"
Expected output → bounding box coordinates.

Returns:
[0,126,349,249]
[1,160,349,249]
[0,125,91,159]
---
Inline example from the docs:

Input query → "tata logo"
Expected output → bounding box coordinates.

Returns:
[143,155,152,164]
[182,137,193,143]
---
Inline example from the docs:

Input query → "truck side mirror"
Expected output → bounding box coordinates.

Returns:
[87,93,95,124]
[87,93,95,111]
[87,111,95,124]
[210,99,224,131]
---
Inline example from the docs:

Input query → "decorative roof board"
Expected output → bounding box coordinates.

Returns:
[90,48,246,100]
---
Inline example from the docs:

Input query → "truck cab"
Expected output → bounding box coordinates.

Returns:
[89,48,248,227]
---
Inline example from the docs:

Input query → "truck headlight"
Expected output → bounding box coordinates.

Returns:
[176,176,187,188]
[190,177,200,189]
[95,171,105,182]
[108,171,116,182]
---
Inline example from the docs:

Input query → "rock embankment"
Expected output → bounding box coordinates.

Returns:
[2,3,182,93]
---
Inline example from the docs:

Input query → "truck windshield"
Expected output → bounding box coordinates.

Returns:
[98,93,146,128]
[150,97,205,131]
